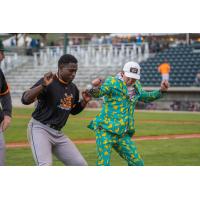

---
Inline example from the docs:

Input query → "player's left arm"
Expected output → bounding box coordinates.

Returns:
[138,80,169,103]
[70,87,91,115]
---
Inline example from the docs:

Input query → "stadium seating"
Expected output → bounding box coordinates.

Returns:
[5,43,200,100]
[139,44,200,86]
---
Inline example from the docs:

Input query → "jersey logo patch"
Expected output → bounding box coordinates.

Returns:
[58,93,73,110]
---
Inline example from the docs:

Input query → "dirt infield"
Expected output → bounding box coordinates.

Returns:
[6,133,200,148]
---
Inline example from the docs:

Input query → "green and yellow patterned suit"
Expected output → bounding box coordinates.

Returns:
[88,76,163,166]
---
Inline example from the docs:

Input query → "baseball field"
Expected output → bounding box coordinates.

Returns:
[4,108,200,166]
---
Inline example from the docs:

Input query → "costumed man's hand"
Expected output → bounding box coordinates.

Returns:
[0,115,11,132]
[160,80,169,92]
[92,78,103,87]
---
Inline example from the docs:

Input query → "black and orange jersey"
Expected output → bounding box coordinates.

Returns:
[0,69,9,96]
[0,68,12,123]
[21,75,85,131]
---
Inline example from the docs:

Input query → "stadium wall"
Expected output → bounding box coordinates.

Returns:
[86,87,200,111]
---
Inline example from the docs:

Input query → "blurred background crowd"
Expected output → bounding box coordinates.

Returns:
[0,33,200,111]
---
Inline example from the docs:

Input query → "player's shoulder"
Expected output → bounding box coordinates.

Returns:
[105,76,118,84]
[70,82,79,92]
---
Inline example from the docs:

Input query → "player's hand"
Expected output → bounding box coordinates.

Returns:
[43,71,54,86]
[92,78,103,87]
[160,80,169,92]
[82,90,92,103]
[0,115,11,132]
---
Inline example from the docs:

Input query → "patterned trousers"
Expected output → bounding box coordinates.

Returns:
[95,128,144,166]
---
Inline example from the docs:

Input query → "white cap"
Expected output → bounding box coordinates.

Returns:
[123,61,141,80]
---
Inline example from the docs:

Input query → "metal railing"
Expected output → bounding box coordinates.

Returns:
[32,43,150,67]
[0,43,150,78]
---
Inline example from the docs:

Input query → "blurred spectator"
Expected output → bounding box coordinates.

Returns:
[98,36,104,44]
[155,41,161,52]
[26,38,37,56]
[10,38,15,46]
[30,38,37,48]
[195,71,200,86]
[147,36,170,53]
[146,102,157,110]
[105,35,112,44]
[170,101,180,111]
[74,38,81,45]
[188,102,199,111]
[35,39,41,65]
[50,41,57,56]
[136,34,142,46]
[36,39,41,51]
[68,39,73,46]
[158,59,171,81]
[50,41,55,46]
[90,35,99,45]
[141,43,145,55]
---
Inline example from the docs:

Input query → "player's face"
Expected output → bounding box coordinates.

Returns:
[0,51,5,62]
[122,73,137,86]
[59,63,78,83]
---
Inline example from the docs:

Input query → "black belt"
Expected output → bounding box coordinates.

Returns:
[45,124,61,131]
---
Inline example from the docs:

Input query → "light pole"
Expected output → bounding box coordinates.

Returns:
[64,33,68,54]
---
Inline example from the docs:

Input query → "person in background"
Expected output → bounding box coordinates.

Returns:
[158,59,171,81]
[0,39,12,166]
[195,71,200,86]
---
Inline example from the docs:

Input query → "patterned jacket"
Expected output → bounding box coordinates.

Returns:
[88,76,163,136]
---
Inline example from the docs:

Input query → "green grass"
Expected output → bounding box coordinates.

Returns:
[5,108,200,142]
[135,111,200,121]
[4,108,200,166]
[135,123,200,136]
[5,138,200,166]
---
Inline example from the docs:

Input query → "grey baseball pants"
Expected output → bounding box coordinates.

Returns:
[0,131,5,166]
[27,118,88,166]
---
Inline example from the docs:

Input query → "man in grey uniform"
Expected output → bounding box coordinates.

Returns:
[21,54,91,166]
[0,40,12,166]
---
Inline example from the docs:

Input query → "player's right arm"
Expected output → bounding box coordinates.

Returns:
[0,69,12,131]
[21,72,54,105]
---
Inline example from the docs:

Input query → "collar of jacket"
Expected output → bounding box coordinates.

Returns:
[134,81,142,95]
[116,73,142,98]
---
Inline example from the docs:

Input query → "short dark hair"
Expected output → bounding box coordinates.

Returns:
[58,54,78,67]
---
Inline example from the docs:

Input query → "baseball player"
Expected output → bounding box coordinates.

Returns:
[0,40,12,166]
[21,54,91,166]
[87,61,169,166]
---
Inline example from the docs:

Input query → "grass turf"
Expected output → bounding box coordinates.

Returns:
[3,108,200,166]
[5,138,200,166]
[4,108,200,142]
